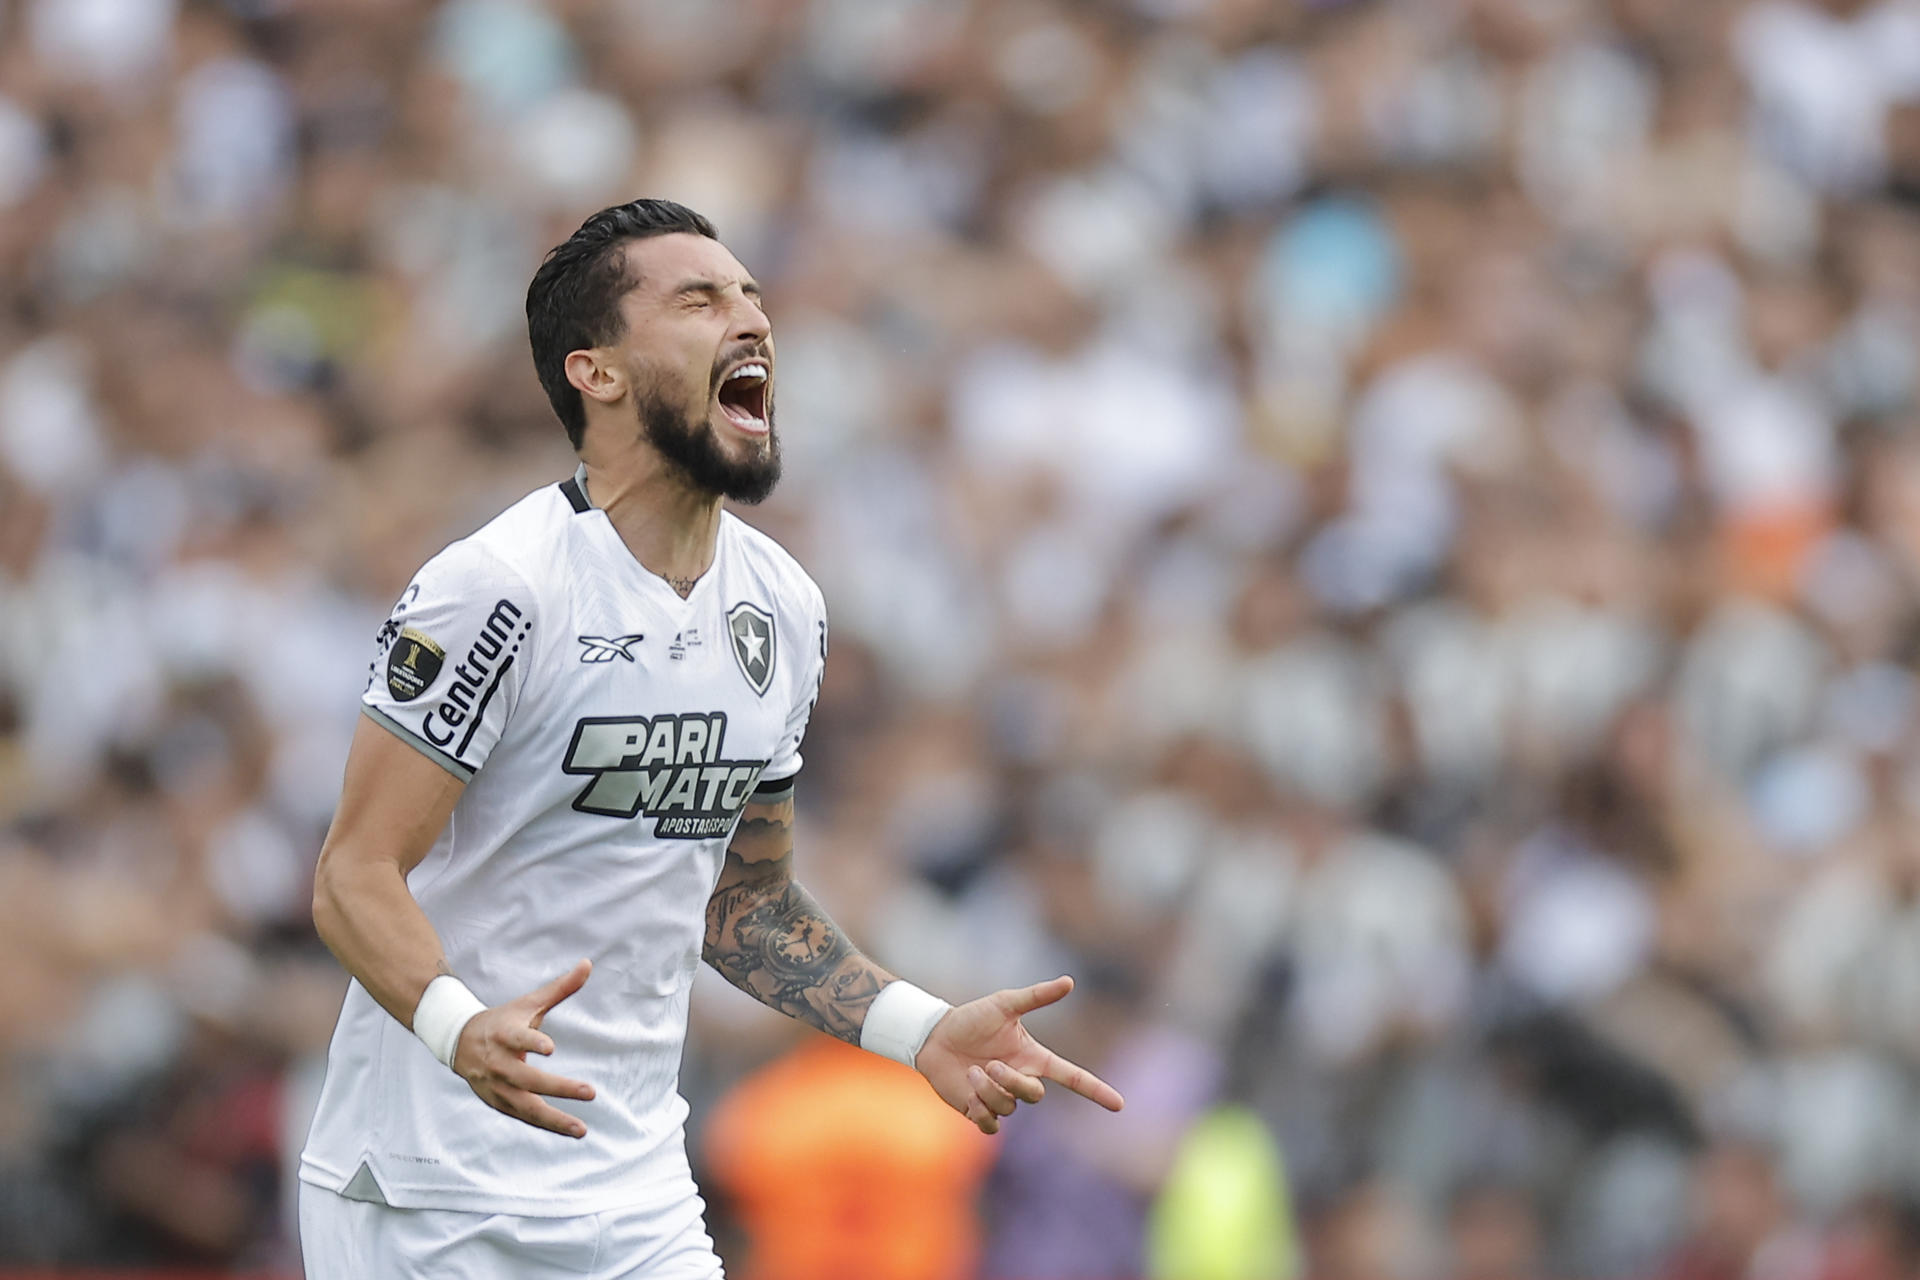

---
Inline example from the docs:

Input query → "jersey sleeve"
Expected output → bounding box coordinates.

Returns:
[361,540,536,782]
[757,583,827,796]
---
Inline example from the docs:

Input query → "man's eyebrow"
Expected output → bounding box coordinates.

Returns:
[670,277,763,300]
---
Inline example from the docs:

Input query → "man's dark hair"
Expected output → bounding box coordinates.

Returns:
[525,199,718,449]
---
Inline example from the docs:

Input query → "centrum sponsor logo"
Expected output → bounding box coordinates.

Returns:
[561,712,768,838]
[422,599,528,754]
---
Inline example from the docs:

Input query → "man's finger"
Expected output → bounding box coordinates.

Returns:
[499,1025,556,1057]
[522,959,593,1029]
[496,1086,587,1139]
[968,1065,1018,1118]
[987,1059,1045,1104]
[501,1059,596,1103]
[1040,1049,1125,1112]
[964,1098,999,1134]
[998,975,1074,1017]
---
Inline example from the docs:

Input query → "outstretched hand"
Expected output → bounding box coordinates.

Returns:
[915,975,1124,1134]
[452,959,598,1139]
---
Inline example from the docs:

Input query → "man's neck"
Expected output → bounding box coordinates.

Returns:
[578,438,723,594]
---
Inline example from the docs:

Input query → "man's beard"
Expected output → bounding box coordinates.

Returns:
[634,383,781,505]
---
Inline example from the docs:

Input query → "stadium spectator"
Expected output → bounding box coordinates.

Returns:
[704,1034,995,1280]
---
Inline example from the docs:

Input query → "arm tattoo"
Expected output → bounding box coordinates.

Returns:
[703,801,893,1043]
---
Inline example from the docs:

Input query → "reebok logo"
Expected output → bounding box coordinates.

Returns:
[578,634,644,664]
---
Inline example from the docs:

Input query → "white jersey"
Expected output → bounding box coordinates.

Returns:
[300,472,827,1217]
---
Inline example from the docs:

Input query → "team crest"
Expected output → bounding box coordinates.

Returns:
[726,602,775,696]
[387,626,445,701]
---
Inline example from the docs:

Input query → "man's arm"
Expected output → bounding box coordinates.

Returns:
[705,792,1125,1133]
[702,793,894,1041]
[313,713,597,1137]
[312,714,467,1025]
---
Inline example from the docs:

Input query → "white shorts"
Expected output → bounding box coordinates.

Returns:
[298,1181,723,1279]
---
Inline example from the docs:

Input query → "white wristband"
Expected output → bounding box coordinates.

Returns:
[860,980,952,1069]
[413,975,487,1070]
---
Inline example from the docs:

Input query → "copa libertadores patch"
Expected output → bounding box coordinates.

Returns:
[387,626,446,701]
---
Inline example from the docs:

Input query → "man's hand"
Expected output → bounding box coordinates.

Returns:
[915,975,1125,1134]
[450,959,597,1139]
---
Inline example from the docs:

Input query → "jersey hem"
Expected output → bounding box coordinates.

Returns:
[296,1159,699,1219]
[361,705,476,781]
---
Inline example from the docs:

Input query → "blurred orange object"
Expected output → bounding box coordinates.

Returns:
[1721,499,1833,601]
[705,1036,996,1280]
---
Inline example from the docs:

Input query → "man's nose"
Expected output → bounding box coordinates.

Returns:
[730,292,769,344]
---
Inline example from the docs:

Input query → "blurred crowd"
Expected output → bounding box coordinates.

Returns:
[9,0,1920,1276]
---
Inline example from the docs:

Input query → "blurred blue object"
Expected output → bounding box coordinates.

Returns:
[1260,195,1402,344]
[431,0,580,118]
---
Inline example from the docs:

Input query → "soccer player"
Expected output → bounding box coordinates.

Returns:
[297,199,1124,1277]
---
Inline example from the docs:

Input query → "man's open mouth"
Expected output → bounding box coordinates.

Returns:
[716,361,770,435]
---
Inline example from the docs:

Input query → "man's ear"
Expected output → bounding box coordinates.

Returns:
[565,349,623,406]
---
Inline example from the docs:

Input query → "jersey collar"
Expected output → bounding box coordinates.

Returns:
[559,463,592,514]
